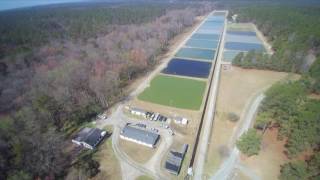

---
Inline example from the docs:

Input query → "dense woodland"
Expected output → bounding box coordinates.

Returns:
[233,6,320,180]
[0,2,213,179]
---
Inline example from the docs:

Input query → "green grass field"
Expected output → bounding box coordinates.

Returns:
[138,75,207,110]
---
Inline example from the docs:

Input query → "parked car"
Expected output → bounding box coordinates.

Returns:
[146,112,153,119]
[153,113,159,121]
[158,115,167,122]
[136,123,146,128]
[98,113,107,119]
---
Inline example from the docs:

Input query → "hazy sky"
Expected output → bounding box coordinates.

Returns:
[0,0,89,11]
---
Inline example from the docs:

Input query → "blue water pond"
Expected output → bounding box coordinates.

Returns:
[175,47,216,61]
[162,58,212,78]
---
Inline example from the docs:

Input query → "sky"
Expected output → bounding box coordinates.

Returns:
[0,0,89,11]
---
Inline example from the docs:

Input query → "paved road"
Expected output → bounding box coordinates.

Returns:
[210,94,265,180]
[193,11,228,180]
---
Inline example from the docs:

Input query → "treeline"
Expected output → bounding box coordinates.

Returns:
[230,6,320,73]
[0,2,214,179]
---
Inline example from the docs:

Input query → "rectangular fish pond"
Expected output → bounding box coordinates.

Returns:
[162,58,212,78]
[185,39,219,49]
[175,47,216,61]
[224,42,265,51]
[191,33,220,41]
[138,75,207,110]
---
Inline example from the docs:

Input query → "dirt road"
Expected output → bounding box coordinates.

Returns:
[210,94,265,180]
[193,11,228,180]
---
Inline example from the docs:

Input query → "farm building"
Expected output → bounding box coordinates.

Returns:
[165,144,189,175]
[173,117,188,125]
[120,125,160,148]
[130,107,147,118]
[72,127,107,150]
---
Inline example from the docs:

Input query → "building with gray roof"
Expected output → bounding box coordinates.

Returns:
[165,144,189,175]
[120,125,159,148]
[72,127,107,150]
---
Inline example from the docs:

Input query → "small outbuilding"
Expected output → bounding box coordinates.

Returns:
[165,144,189,175]
[120,125,160,148]
[72,127,107,150]
[130,107,147,118]
[173,117,188,125]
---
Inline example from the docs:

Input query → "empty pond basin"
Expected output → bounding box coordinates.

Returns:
[201,23,223,29]
[175,47,215,61]
[191,33,220,41]
[227,30,256,36]
[226,34,261,44]
[223,51,245,62]
[162,58,212,78]
[196,29,222,35]
[185,39,219,49]
[212,12,227,16]
[225,42,265,51]
[207,16,225,22]
[202,21,224,27]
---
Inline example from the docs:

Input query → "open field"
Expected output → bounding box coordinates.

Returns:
[138,75,207,110]
[119,138,157,164]
[204,67,293,176]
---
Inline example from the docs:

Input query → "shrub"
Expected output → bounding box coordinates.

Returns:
[227,112,240,122]
[236,129,262,156]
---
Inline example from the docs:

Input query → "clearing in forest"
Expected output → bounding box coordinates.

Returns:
[138,75,206,110]
[204,67,292,176]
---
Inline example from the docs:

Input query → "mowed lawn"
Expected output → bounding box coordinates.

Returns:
[138,75,206,110]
